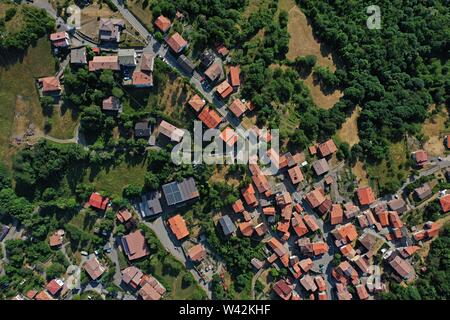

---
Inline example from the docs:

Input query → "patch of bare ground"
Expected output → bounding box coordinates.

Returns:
[352,161,369,186]
[336,106,361,147]
[284,1,343,109]
[422,106,448,156]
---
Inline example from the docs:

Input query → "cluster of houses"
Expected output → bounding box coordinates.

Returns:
[205,133,450,300]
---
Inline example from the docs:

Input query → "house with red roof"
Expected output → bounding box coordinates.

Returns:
[229,66,241,87]
[413,150,428,168]
[228,99,246,118]
[154,15,171,33]
[38,76,61,95]
[330,204,343,225]
[439,194,450,213]
[198,107,222,129]
[165,32,188,53]
[272,279,293,300]
[287,165,304,185]
[46,279,64,296]
[188,94,206,113]
[317,139,337,157]
[215,80,233,99]
[50,31,70,48]
[121,230,150,260]
[232,199,244,213]
[305,188,325,208]
[242,184,258,207]
[167,214,189,240]
[88,192,109,211]
[357,186,376,206]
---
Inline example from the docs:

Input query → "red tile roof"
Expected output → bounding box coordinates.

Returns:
[83,256,105,280]
[122,230,150,260]
[232,199,244,213]
[116,209,132,223]
[439,194,450,213]
[165,32,188,53]
[187,244,206,262]
[414,150,428,167]
[357,186,376,206]
[219,127,238,147]
[288,165,304,184]
[242,184,258,207]
[154,15,171,33]
[168,214,189,240]
[216,80,233,99]
[239,221,254,237]
[49,231,63,247]
[228,99,246,118]
[198,107,222,129]
[303,215,320,232]
[263,206,276,216]
[252,174,270,195]
[39,76,61,93]
[46,279,63,296]
[188,94,206,112]
[330,204,343,225]
[291,213,308,237]
[132,71,153,86]
[389,211,403,228]
[305,188,325,208]
[88,192,109,210]
[318,139,337,157]
[377,210,389,226]
[88,55,120,71]
[229,65,241,87]
[273,279,292,300]
[312,242,329,256]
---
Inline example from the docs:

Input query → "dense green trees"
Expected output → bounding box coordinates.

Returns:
[299,0,450,162]
[0,6,55,51]
[380,224,450,300]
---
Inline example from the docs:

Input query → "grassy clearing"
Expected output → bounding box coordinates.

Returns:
[336,106,361,147]
[352,161,369,187]
[48,105,79,139]
[283,1,342,109]
[0,38,56,167]
[422,106,449,156]
[149,255,205,300]
[83,159,148,197]
[127,0,153,28]
[365,141,411,195]
[0,2,25,34]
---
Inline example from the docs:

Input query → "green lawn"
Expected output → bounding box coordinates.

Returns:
[127,0,153,30]
[366,140,411,195]
[149,255,206,300]
[48,105,79,139]
[0,37,56,166]
[83,158,148,197]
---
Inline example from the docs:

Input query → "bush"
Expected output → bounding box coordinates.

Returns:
[5,8,17,22]
[181,272,194,288]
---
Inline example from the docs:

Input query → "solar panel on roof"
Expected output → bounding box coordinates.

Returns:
[163,182,183,206]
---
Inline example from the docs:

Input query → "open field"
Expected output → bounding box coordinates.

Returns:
[48,105,79,139]
[0,2,25,34]
[282,0,342,109]
[422,106,449,156]
[149,255,205,300]
[336,106,361,147]
[83,160,148,197]
[127,0,153,28]
[366,141,411,194]
[0,38,56,167]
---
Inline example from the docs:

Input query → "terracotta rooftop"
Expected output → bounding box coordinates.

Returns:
[188,94,206,112]
[232,199,244,213]
[305,188,325,208]
[167,214,189,240]
[439,194,450,213]
[357,186,376,206]
[229,65,241,87]
[88,192,109,210]
[83,256,105,280]
[219,127,238,147]
[154,15,171,33]
[39,76,61,93]
[330,204,344,225]
[187,244,206,262]
[228,99,246,118]
[165,32,188,53]
[88,55,120,71]
[215,80,233,99]
[121,230,150,261]
[318,139,337,157]
[198,107,222,128]
[288,165,304,184]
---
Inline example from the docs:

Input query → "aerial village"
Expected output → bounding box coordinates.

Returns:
[2,1,450,302]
